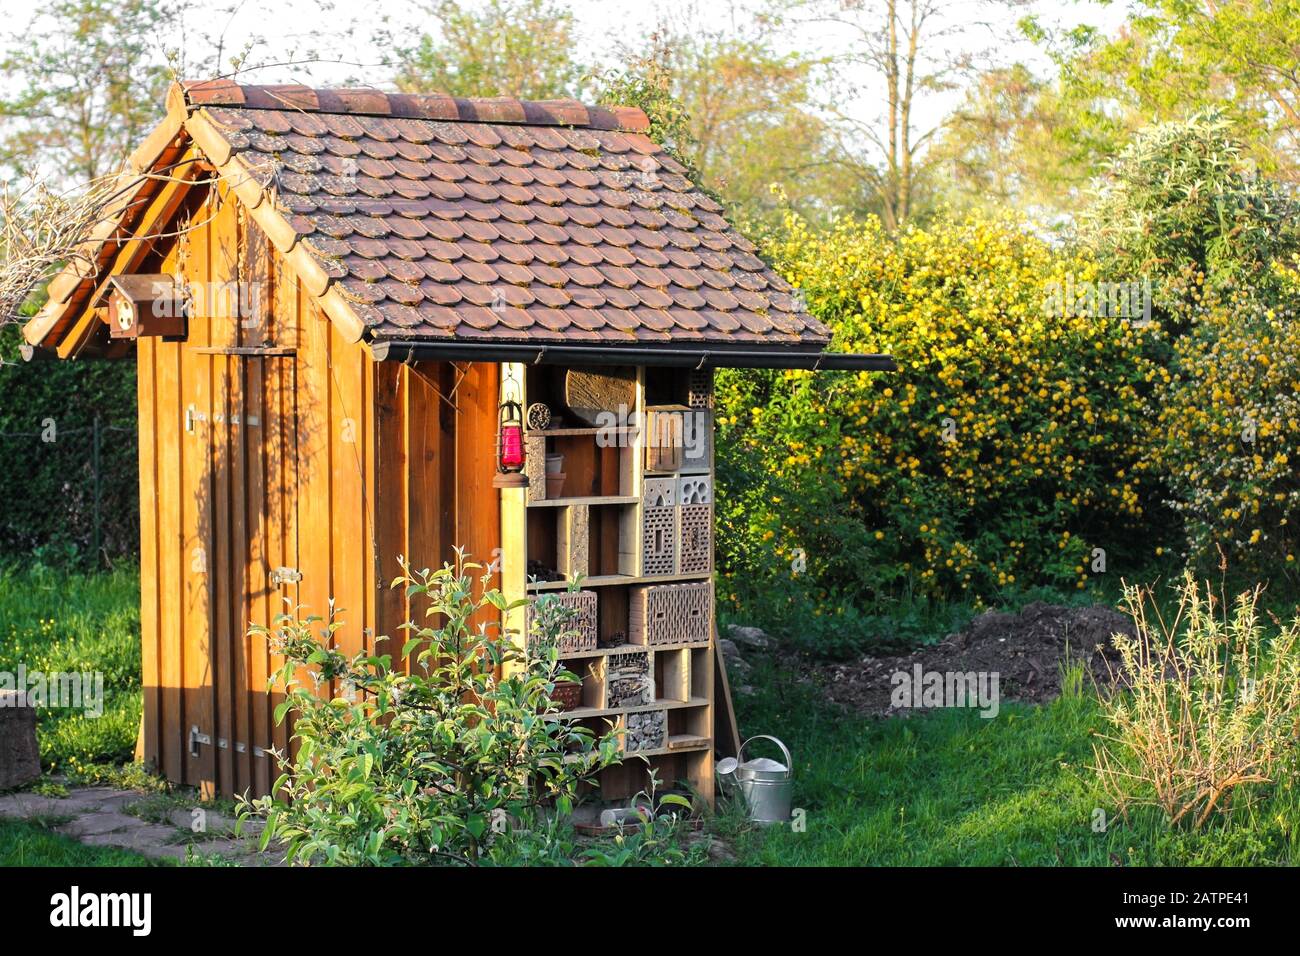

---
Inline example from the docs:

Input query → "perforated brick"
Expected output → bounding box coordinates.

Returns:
[526,589,597,654]
[629,581,713,646]
[687,368,713,410]
[679,503,712,573]
[642,505,676,576]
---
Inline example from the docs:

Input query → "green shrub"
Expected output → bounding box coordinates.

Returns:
[1146,284,1300,573]
[1079,114,1300,577]
[240,552,695,866]
[0,325,138,566]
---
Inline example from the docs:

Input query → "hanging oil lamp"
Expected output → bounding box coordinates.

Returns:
[493,365,529,489]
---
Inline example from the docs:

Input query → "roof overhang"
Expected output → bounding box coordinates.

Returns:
[22,80,893,372]
[370,339,895,371]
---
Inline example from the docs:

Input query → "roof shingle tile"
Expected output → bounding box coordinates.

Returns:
[164,83,833,348]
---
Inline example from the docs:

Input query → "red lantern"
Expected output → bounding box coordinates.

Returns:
[493,369,529,488]
[499,399,525,470]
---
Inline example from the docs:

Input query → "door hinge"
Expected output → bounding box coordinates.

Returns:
[270,566,302,585]
[189,725,211,757]
[185,404,208,434]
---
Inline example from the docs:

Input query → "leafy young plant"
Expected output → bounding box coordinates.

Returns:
[238,551,622,865]
[480,771,705,867]
[1093,572,1300,829]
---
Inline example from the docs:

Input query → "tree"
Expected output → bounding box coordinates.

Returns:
[1021,1,1300,191]
[0,0,182,184]
[388,0,587,100]
[598,12,838,226]
[927,63,1078,222]
[1079,110,1300,316]
[772,0,1021,229]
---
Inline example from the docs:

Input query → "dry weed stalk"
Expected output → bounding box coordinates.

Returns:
[2,156,275,334]
[0,172,128,328]
[1093,571,1300,829]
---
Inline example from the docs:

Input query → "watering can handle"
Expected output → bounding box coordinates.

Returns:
[737,734,792,771]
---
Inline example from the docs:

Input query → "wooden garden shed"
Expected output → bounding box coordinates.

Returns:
[23,80,892,803]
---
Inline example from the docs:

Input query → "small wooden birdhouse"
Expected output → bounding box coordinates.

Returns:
[104,274,188,340]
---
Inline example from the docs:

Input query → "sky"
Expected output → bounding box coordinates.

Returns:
[3,0,1132,138]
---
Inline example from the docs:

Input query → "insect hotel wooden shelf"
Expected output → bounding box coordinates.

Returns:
[21,79,893,804]
[503,366,721,801]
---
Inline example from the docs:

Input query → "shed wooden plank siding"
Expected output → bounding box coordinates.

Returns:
[133,180,499,797]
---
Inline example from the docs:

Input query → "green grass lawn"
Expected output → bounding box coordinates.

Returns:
[0,817,159,866]
[0,564,142,776]
[5,563,1300,867]
[727,658,1300,866]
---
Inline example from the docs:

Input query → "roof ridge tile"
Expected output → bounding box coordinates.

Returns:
[176,80,649,132]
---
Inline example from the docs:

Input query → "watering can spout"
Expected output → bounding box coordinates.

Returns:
[716,755,739,787]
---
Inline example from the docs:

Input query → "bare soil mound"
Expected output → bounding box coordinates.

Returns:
[816,602,1136,716]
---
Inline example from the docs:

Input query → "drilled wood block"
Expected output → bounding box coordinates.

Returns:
[558,504,589,578]
[526,589,598,654]
[643,476,675,508]
[679,503,712,574]
[565,366,636,426]
[629,581,713,647]
[682,409,712,471]
[644,405,687,472]
[642,505,676,576]
[525,435,547,502]
[677,474,711,505]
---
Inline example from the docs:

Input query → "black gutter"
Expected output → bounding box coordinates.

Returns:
[370,339,896,371]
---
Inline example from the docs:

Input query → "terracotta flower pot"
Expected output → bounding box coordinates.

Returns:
[550,680,583,712]
[546,471,566,498]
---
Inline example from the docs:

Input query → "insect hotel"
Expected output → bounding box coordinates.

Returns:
[23,81,892,804]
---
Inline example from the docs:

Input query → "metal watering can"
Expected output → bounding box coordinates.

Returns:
[717,735,793,825]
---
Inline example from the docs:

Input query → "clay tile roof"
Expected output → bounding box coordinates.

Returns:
[25,80,833,354]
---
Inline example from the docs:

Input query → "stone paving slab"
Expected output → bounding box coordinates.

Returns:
[60,811,142,837]
[0,792,68,818]
[0,785,280,866]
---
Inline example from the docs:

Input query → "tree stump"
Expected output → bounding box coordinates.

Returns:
[0,691,41,789]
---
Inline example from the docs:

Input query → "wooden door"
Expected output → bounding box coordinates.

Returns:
[200,353,298,799]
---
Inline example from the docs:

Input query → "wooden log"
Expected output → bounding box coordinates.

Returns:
[558,504,590,578]
[0,691,40,790]
[563,366,636,426]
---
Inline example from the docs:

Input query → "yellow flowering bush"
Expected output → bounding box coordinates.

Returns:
[716,211,1161,647]
[1147,275,1300,573]
[1080,113,1300,578]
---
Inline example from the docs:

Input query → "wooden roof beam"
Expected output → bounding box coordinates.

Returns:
[56,147,207,358]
